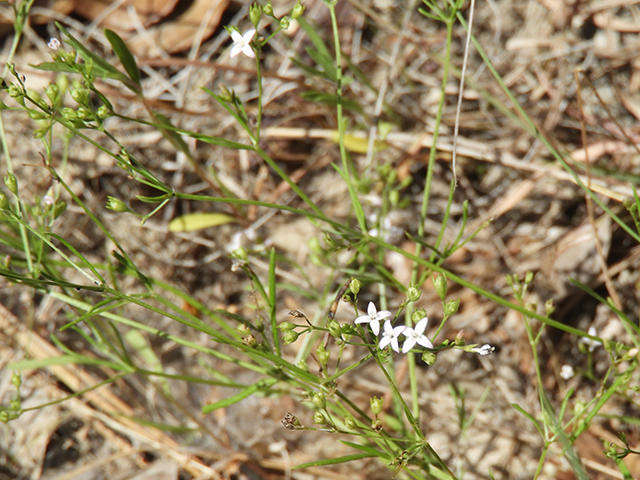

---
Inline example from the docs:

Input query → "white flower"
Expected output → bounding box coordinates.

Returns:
[355,301,391,336]
[379,320,406,352]
[47,38,60,50]
[401,316,433,353]
[471,344,495,356]
[581,326,602,352]
[560,364,574,380]
[230,29,256,58]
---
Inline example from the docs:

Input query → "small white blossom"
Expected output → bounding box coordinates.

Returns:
[355,301,391,336]
[471,344,495,356]
[47,38,60,51]
[401,316,433,353]
[230,29,256,58]
[560,364,574,380]
[581,326,602,352]
[379,320,406,353]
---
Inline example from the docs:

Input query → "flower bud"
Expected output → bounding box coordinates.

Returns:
[47,38,61,51]
[232,246,248,262]
[317,348,330,369]
[263,2,273,16]
[349,277,361,295]
[76,106,89,119]
[97,105,110,119]
[524,271,535,285]
[249,3,262,28]
[283,330,299,345]
[105,196,131,213]
[219,84,233,102]
[313,411,326,424]
[432,273,447,301]
[242,334,258,348]
[0,411,8,423]
[312,392,326,409]
[33,128,48,139]
[296,359,309,372]
[421,351,437,365]
[389,189,399,207]
[371,419,383,431]
[327,320,342,338]
[28,110,46,120]
[0,192,9,210]
[11,372,21,388]
[61,107,78,120]
[278,321,297,331]
[545,298,555,316]
[344,416,357,429]
[340,322,357,335]
[291,1,305,19]
[280,16,290,29]
[411,309,426,324]
[4,173,17,195]
[443,298,460,317]
[45,84,59,104]
[407,285,421,303]
[370,396,383,416]
[70,87,88,105]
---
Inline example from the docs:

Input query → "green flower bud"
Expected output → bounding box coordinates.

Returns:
[344,416,357,429]
[61,107,78,120]
[411,309,426,324]
[27,110,46,120]
[45,84,59,104]
[76,107,90,119]
[317,349,330,369]
[421,351,437,365]
[33,128,48,139]
[219,84,233,102]
[443,298,460,317]
[283,330,299,345]
[97,105,110,119]
[407,285,421,302]
[237,323,250,335]
[263,1,273,16]
[312,392,326,409]
[4,173,17,195]
[280,16,290,29]
[0,192,9,210]
[242,334,258,348]
[278,321,297,331]
[296,359,309,372]
[340,322,356,335]
[545,299,555,316]
[291,2,304,19]
[524,271,535,285]
[232,246,248,262]
[371,419,383,431]
[432,273,447,301]
[370,396,383,416]
[70,88,88,105]
[11,372,21,388]
[249,3,262,28]
[504,274,513,286]
[105,196,131,213]
[313,411,326,424]
[53,201,67,219]
[0,411,8,423]
[389,189,399,207]
[327,320,342,338]
[349,277,361,295]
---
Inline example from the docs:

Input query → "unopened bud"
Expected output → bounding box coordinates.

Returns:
[370,396,383,416]
[344,416,357,429]
[242,334,258,347]
[11,372,21,388]
[280,16,290,29]
[291,1,305,19]
[421,351,436,365]
[327,320,342,338]
[433,273,447,301]
[263,1,273,16]
[105,196,131,213]
[312,392,326,409]
[0,192,9,210]
[249,3,262,28]
[278,321,297,331]
[283,330,299,344]
[349,278,361,295]
[407,286,421,302]
[443,298,460,317]
[4,173,17,195]
[313,411,326,424]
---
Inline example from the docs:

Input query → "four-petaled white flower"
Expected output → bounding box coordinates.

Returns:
[560,364,574,380]
[230,29,256,58]
[471,344,495,356]
[401,316,433,353]
[355,301,391,336]
[581,326,602,352]
[47,38,60,51]
[379,320,406,353]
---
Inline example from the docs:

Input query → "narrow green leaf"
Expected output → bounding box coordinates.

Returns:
[293,453,374,469]
[47,232,106,284]
[268,247,279,356]
[339,440,385,457]
[168,212,236,232]
[202,378,277,413]
[104,29,141,90]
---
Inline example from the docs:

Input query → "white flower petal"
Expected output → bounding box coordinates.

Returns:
[242,45,255,58]
[370,319,381,336]
[379,336,392,350]
[243,29,256,42]
[231,30,243,42]
[414,317,429,335]
[402,337,417,354]
[417,336,433,349]
[367,301,377,318]
[230,44,243,57]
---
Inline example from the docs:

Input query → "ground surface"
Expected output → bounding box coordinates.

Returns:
[1,0,640,479]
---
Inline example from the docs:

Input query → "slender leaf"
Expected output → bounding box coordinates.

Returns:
[104,29,141,90]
